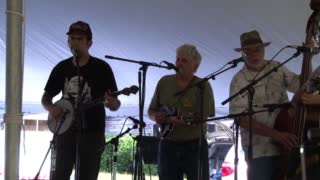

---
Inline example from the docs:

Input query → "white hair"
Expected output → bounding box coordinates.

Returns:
[176,44,202,64]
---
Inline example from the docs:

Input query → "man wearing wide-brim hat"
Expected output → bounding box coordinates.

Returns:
[234,30,270,52]
[229,30,300,180]
[234,30,271,71]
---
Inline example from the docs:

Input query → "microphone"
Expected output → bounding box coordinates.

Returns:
[163,61,179,72]
[262,102,291,109]
[128,116,146,127]
[227,57,244,65]
[105,55,116,59]
[287,45,320,54]
[71,48,80,59]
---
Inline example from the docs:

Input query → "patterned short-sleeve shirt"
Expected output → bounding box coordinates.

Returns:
[229,60,299,159]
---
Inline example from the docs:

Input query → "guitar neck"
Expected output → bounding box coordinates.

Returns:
[82,96,105,109]
[82,86,137,109]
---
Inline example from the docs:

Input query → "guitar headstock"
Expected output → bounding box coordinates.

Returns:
[109,85,139,97]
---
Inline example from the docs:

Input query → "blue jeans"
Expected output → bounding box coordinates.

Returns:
[158,138,209,180]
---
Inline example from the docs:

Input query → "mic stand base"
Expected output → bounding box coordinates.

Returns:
[133,135,145,180]
[105,125,138,180]
[33,112,68,180]
[33,136,57,180]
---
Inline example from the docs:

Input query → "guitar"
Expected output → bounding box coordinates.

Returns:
[158,105,199,138]
[47,85,139,134]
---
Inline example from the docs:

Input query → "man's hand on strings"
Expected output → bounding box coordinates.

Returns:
[272,131,297,151]
[301,92,320,105]
[48,105,64,122]
[153,112,167,124]
[170,116,192,126]
[104,90,121,111]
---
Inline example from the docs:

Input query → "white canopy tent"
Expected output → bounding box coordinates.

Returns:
[0,0,318,106]
[1,0,319,179]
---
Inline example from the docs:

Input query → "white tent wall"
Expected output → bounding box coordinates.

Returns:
[0,0,320,178]
[0,0,318,108]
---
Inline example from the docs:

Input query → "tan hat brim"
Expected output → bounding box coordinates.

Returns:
[234,42,271,52]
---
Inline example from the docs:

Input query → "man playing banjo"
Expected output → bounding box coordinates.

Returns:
[41,20,120,180]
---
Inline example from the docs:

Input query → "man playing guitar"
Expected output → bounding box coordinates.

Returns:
[148,44,215,180]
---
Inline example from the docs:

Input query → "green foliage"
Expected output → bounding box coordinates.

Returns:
[100,135,158,176]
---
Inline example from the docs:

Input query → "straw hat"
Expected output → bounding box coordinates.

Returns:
[234,30,270,52]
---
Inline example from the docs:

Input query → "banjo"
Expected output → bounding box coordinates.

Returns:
[48,85,139,134]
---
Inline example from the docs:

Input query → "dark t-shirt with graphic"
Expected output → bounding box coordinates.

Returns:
[44,56,118,133]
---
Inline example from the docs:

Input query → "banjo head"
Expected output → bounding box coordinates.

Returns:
[47,99,74,135]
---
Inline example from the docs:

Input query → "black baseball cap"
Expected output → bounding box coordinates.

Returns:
[66,21,92,40]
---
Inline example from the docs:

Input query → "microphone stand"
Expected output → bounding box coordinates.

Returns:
[105,124,138,180]
[74,55,85,180]
[105,55,173,180]
[33,111,69,180]
[198,83,204,180]
[221,50,301,180]
[174,62,241,180]
[193,106,285,180]
[175,61,240,96]
[246,86,254,180]
[233,117,240,180]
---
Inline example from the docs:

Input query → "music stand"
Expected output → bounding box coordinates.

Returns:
[140,136,160,165]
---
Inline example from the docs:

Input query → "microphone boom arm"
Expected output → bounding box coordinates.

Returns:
[175,62,239,96]
[105,55,172,70]
[221,50,302,105]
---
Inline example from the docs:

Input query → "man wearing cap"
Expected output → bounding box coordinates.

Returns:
[229,30,299,180]
[41,21,120,180]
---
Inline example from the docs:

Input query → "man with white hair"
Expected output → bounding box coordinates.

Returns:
[229,30,299,180]
[148,44,215,180]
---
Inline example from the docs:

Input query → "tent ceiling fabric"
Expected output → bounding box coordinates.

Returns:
[0,0,318,111]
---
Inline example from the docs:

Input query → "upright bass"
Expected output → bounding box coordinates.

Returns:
[274,1,320,179]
